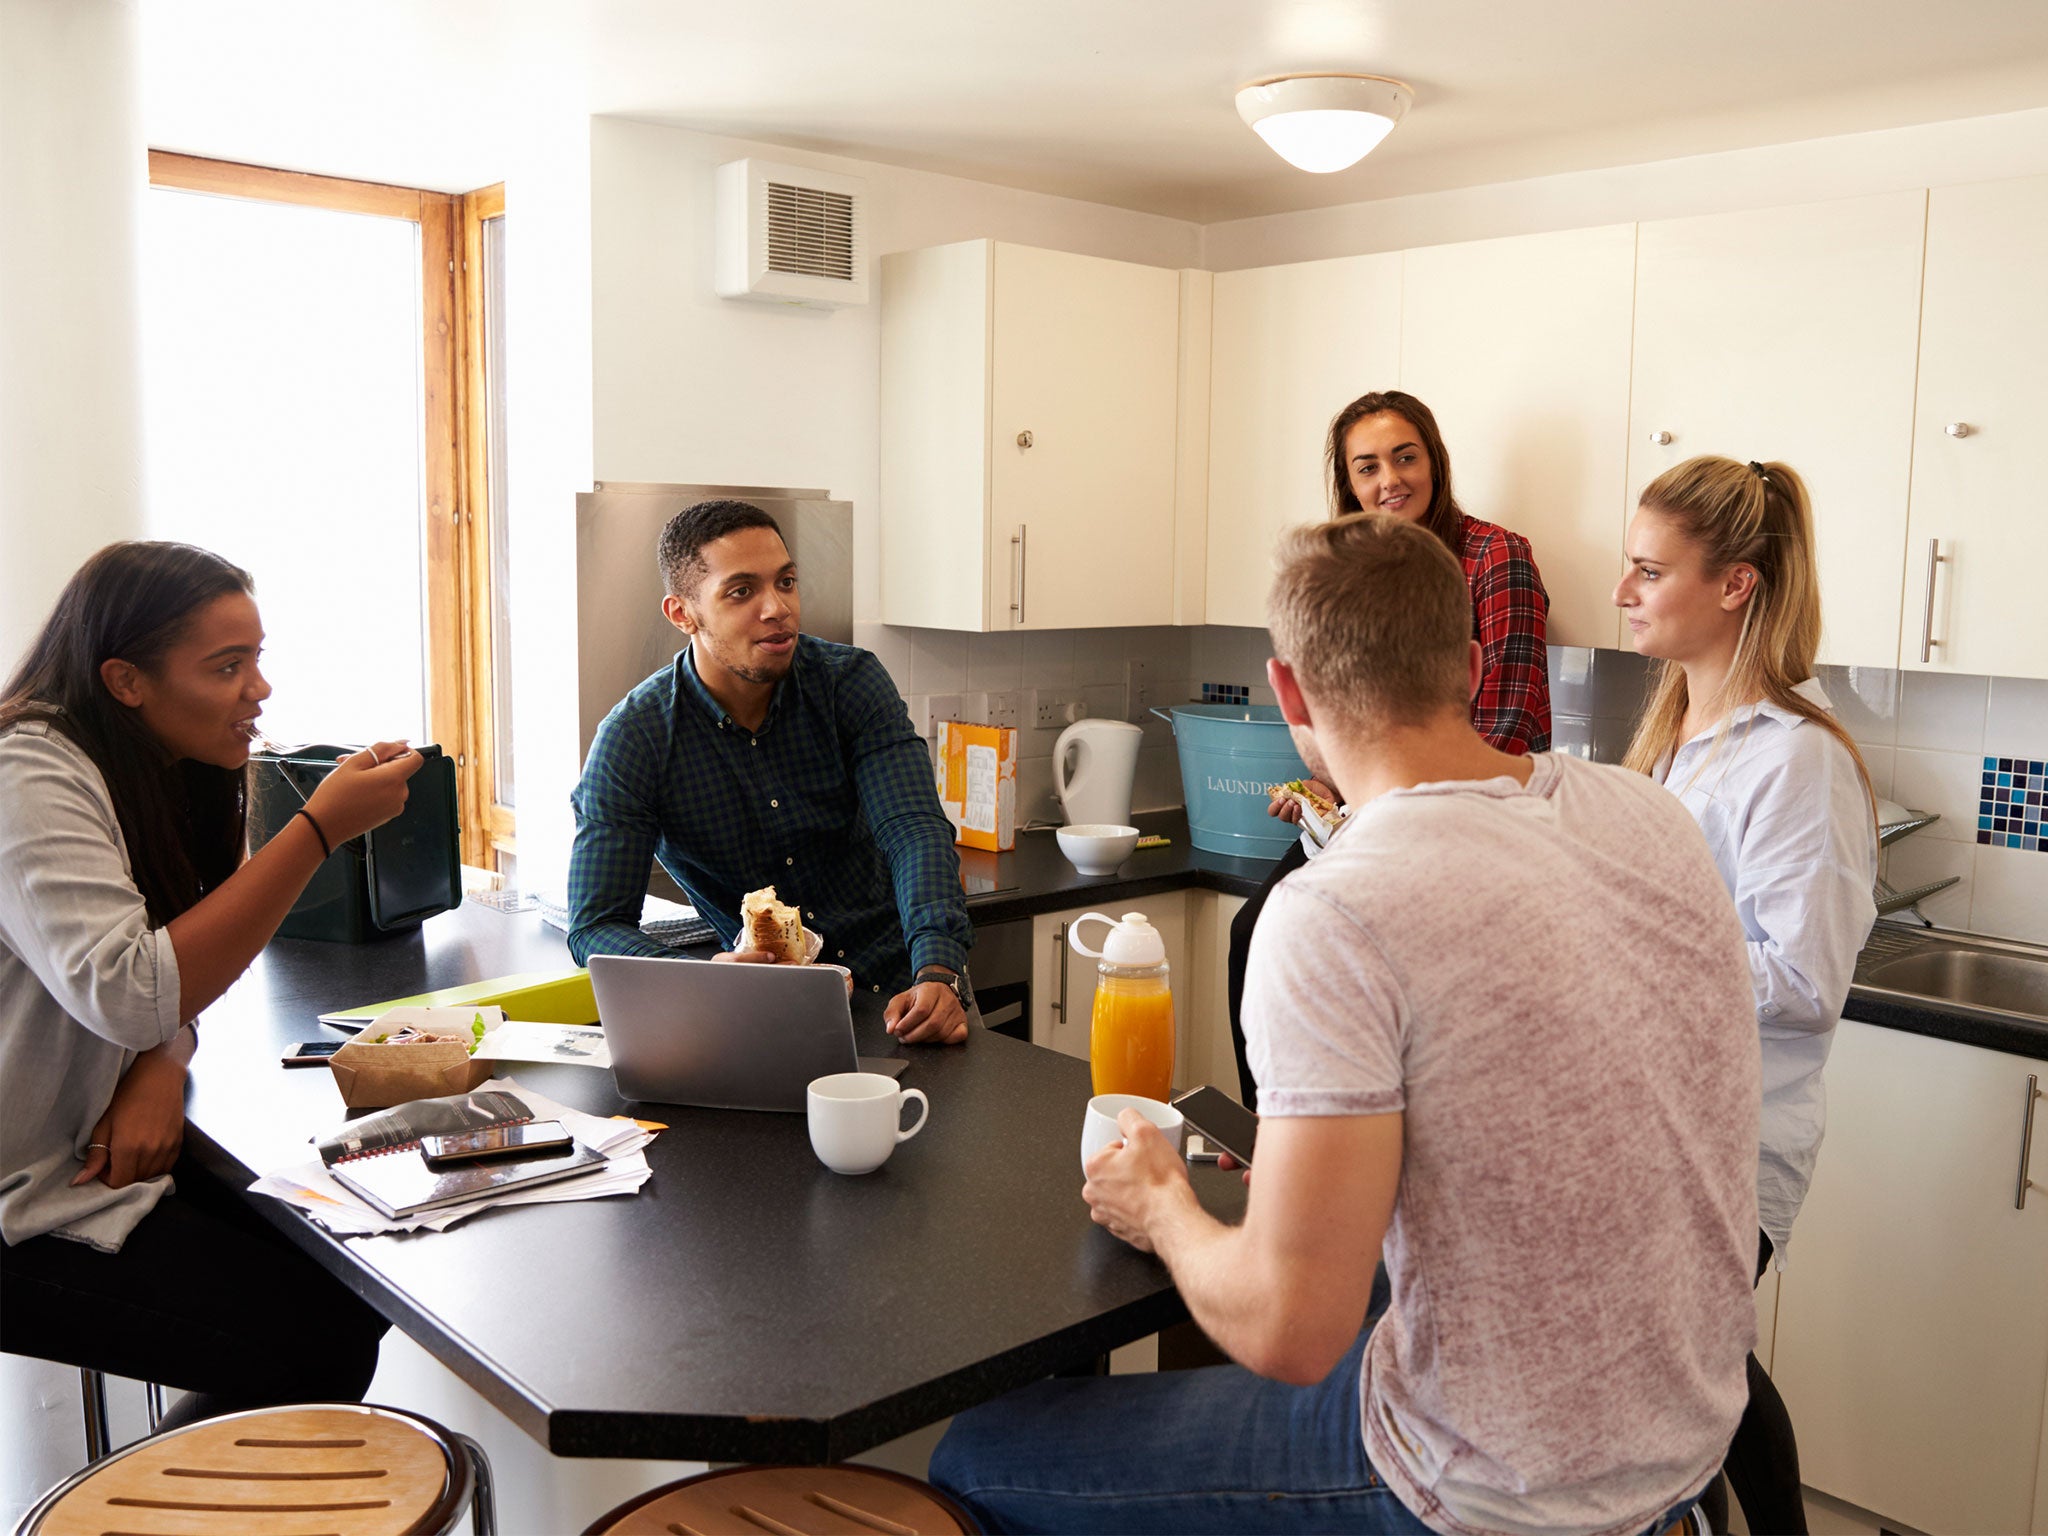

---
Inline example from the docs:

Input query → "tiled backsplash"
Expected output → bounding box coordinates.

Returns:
[1837,670,2048,945]
[862,620,2048,946]
[856,622,1196,826]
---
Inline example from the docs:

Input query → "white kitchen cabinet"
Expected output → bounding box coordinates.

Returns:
[1029,891,1190,1070]
[1205,253,1402,628]
[1400,225,1637,649]
[879,240,1181,632]
[1770,1021,2048,1534]
[1903,174,2048,681]
[1628,191,1926,669]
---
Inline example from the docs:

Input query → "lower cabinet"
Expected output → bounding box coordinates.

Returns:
[1770,1021,2048,1535]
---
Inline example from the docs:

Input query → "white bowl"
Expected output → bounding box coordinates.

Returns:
[1057,823,1140,876]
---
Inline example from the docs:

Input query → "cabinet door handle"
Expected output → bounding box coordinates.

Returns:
[1052,922,1068,1024]
[1919,538,1945,664]
[1010,525,1027,626]
[2019,1074,2042,1211]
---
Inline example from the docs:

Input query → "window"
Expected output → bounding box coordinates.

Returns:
[143,154,511,867]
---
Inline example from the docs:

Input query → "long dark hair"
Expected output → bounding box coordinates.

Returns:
[1325,390,1465,552]
[1,542,255,926]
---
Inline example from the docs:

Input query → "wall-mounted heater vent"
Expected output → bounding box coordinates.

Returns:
[715,158,869,309]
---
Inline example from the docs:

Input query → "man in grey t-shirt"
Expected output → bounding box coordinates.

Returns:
[932,514,1759,1536]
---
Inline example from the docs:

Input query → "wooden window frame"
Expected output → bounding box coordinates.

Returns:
[458,184,514,868]
[146,153,508,867]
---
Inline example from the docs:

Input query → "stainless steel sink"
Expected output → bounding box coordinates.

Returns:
[1861,949,2048,1020]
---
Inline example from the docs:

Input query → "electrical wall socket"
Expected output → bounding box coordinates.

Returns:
[1123,659,1151,722]
[1030,688,1085,729]
[987,689,1020,729]
[926,693,961,731]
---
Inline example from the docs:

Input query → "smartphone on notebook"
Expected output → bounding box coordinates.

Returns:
[421,1120,573,1165]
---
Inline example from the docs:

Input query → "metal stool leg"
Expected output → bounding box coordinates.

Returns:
[454,1432,496,1536]
[77,1368,111,1463]
[144,1380,167,1431]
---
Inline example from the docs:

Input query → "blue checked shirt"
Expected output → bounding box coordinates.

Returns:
[566,636,971,994]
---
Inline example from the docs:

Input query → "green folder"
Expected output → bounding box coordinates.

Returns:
[319,970,599,1028]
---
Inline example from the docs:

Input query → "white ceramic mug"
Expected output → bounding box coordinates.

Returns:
[1080,1093,1185,1172]
[808,1072,930,1175]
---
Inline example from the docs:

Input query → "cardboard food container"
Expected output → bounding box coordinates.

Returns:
[935,720,1017,851]
[326,1006,504,1109]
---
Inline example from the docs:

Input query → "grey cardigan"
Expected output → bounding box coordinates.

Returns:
[0,720,186,1251]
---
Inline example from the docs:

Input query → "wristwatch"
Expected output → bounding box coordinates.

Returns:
[914,965,971,1010]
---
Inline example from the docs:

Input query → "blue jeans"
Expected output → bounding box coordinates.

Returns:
[931,1315,1703,1535]
[930,1326,1429,1534]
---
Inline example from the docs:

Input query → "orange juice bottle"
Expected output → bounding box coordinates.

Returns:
[1069,912,1174,1100]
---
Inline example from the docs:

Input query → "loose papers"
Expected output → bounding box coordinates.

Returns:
[252,1078,654,1236]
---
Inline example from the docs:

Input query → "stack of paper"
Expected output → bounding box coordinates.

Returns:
[251,1078,656,1236]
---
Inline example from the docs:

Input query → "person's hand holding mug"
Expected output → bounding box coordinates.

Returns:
[304,740,424,843]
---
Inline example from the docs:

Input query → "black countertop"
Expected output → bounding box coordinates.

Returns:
[961,810,2048,1063]
[957,809,1280,925]
[183,905,1247,1462]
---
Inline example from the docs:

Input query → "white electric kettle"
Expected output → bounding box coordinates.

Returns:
[1054,719,1142,828]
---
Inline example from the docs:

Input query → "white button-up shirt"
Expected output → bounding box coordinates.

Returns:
[1656,678,1877,1262]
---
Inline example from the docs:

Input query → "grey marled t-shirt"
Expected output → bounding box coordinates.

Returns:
[1245,753,1759,1536]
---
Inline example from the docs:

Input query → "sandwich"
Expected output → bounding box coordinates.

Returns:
[739,885,808,963]
[1267,779,1338,822]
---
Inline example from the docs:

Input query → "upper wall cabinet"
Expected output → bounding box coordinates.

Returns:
[1205,253,1402,629]
[1400,225,1637,649]
[1904,174,2048,681]
[1628,191,1927,669]
[880,240,1181,631]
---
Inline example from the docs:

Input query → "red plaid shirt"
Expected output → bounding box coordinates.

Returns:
[1458,514,1551,755]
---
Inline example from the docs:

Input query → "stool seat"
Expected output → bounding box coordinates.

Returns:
[22,1404,482,1536]
[583,1464,978,1536]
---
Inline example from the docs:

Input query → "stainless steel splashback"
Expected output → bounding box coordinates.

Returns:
[576,482,854,757]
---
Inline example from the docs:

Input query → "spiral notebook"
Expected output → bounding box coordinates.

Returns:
[317,1088,604,1220]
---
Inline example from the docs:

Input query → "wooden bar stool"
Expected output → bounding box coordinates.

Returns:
[583,1465,979,1536]
[16,1402,495,1536]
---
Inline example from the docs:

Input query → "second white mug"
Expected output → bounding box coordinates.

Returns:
[808,1072,930,1175]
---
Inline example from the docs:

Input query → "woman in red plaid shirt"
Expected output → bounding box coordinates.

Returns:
[1226,390,1553,1105]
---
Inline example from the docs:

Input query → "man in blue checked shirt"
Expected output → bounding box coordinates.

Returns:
[566,499,975,1044]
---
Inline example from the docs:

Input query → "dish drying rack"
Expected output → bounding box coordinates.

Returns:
[1875,811,1960,925]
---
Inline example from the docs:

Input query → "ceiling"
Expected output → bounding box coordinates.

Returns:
[143,0,2048,223]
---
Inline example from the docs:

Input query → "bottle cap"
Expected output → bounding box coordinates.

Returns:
[1069,910,1166,966]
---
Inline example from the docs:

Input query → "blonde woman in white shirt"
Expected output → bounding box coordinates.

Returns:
[1615,455,1878,1535]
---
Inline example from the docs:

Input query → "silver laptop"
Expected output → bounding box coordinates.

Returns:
[589,954,905,1112]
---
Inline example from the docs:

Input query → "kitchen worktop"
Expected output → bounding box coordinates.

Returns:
[957,809,1280,924]
[960,809,2048,1063]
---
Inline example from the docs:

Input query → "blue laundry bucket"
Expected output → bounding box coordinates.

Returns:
[1154,705,1310,859]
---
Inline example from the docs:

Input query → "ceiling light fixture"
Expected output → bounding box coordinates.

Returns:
[1235,73,1414,174]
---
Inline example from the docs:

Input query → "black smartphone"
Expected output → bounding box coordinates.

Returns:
[282,1040,346,1067]
[1171,1086,1259,1167]
[420,1120,574,1166]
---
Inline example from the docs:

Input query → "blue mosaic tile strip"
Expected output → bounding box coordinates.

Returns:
[1199,682,1251,706]
[1978,755,2048,852]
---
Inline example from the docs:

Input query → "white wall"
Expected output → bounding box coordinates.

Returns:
[496,102,594,898]
[0,0,146,671]
[588,116,1201,625]
[1204,105,2048,269]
